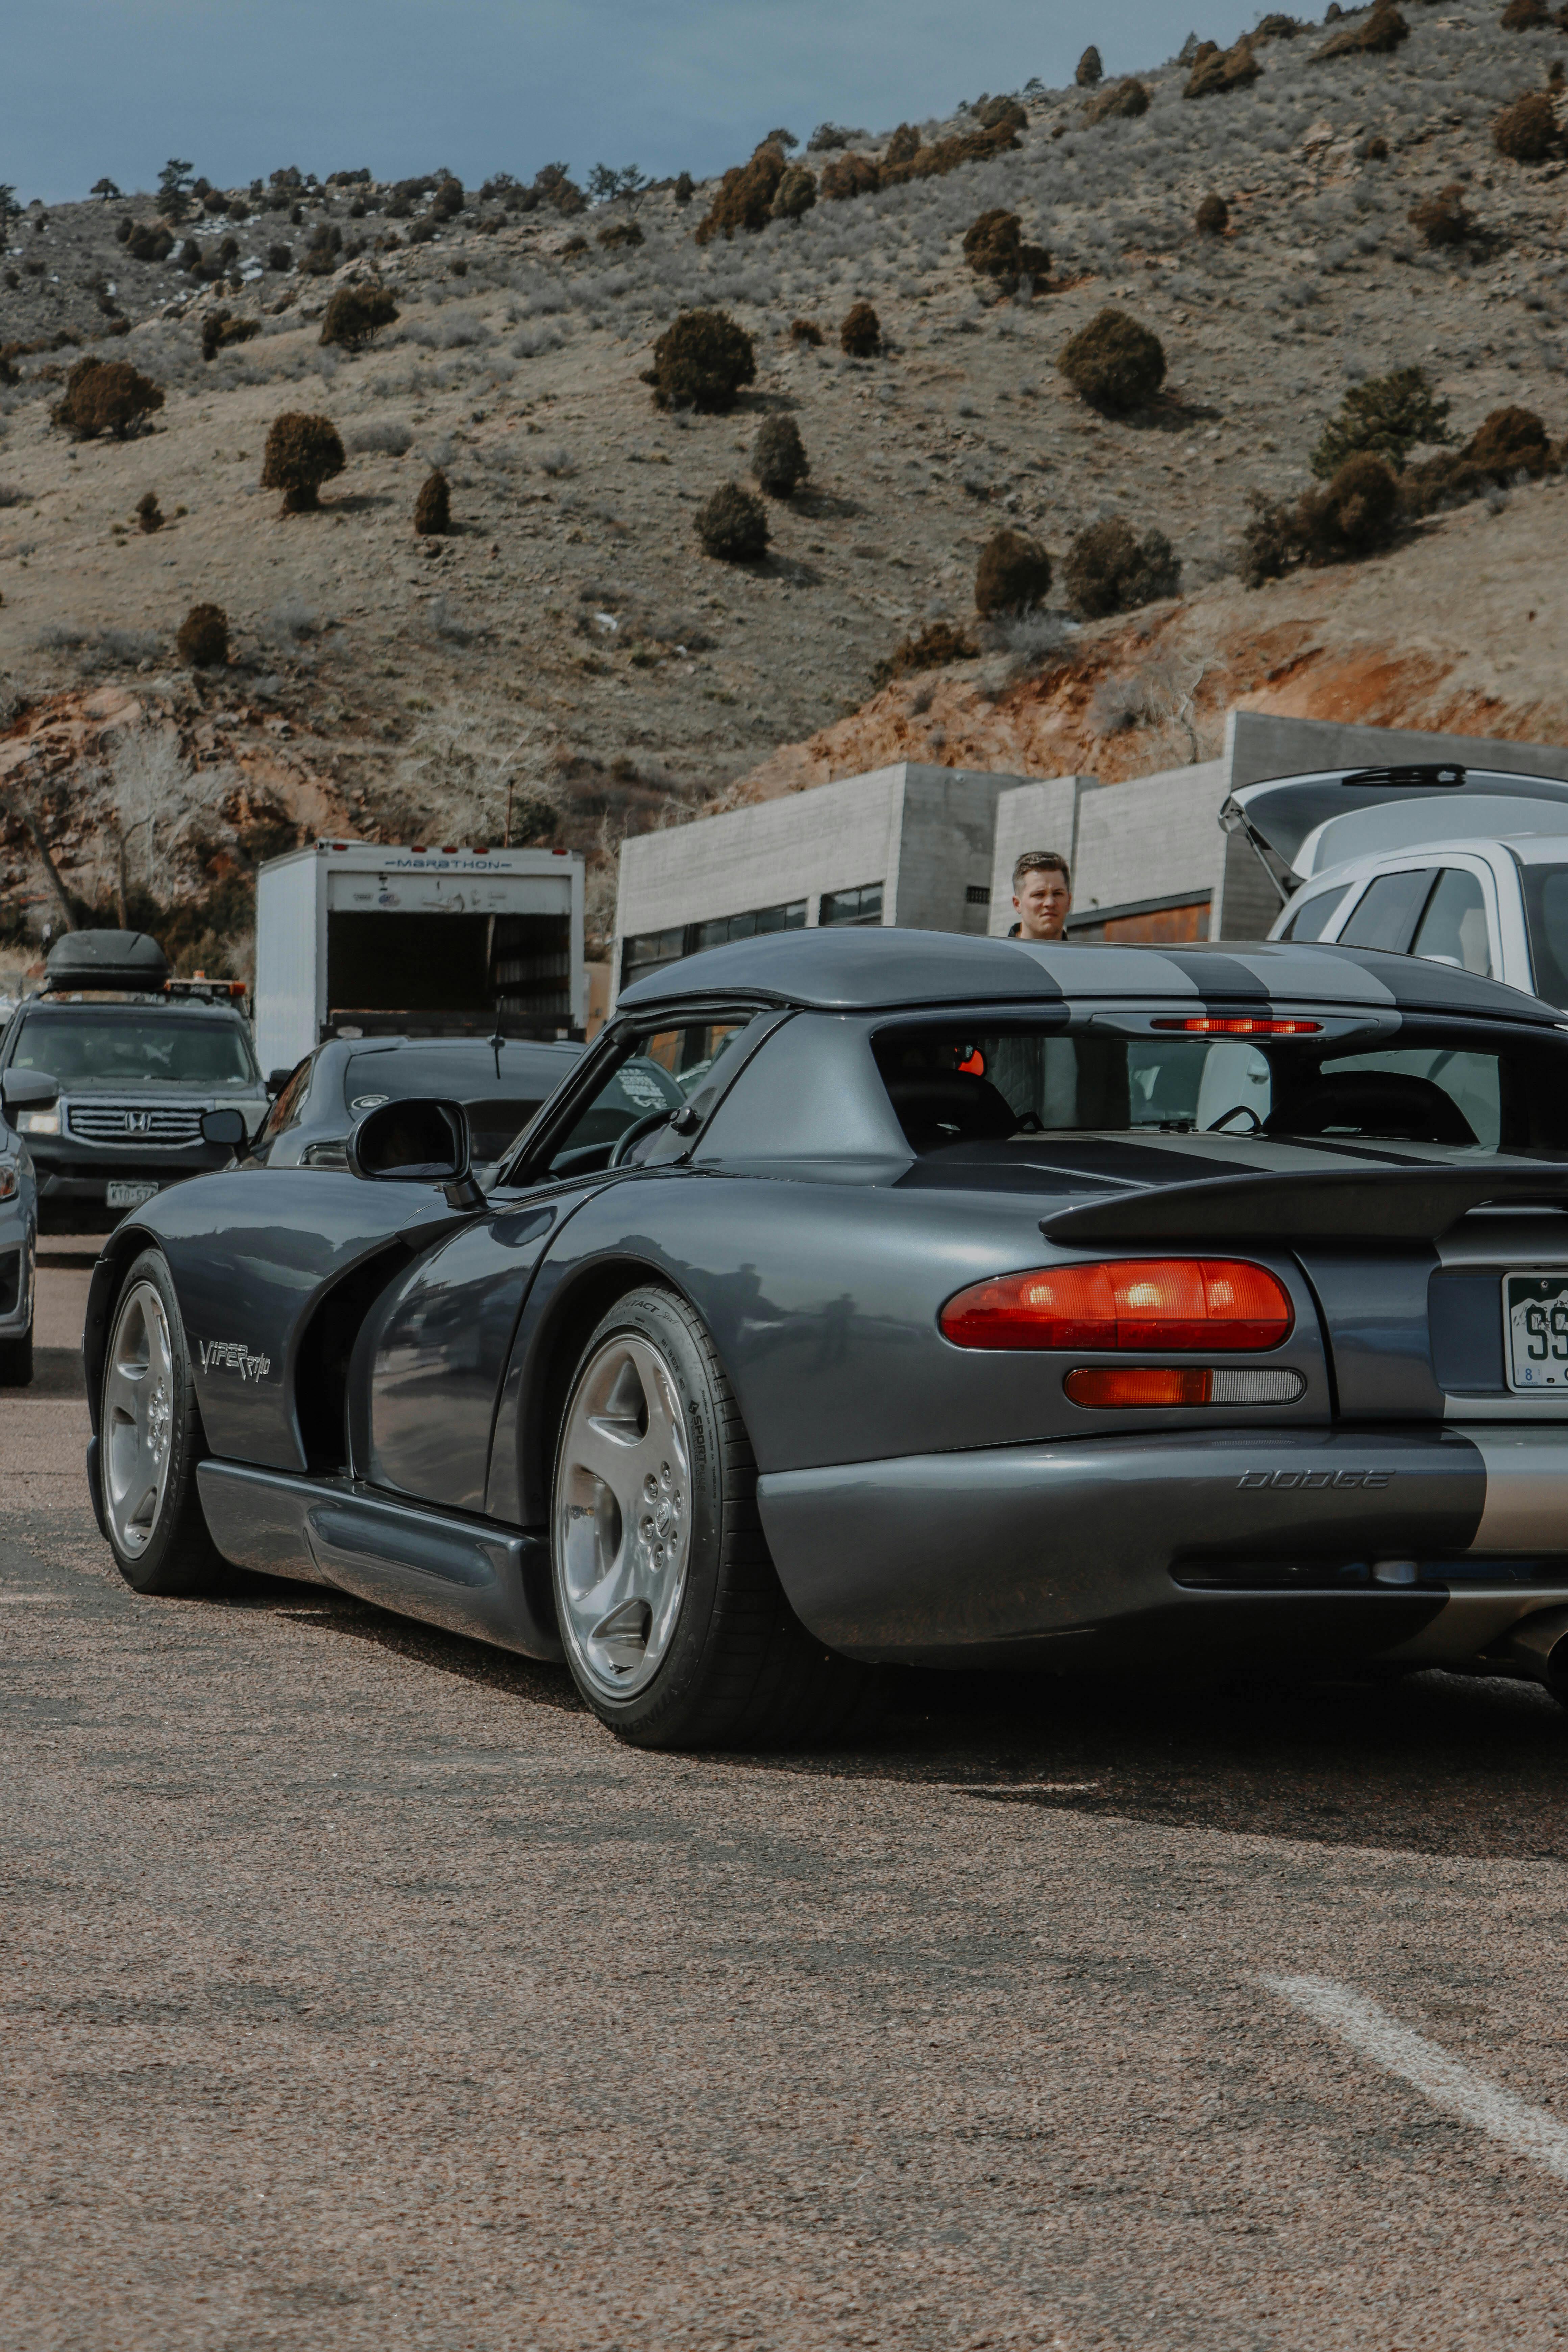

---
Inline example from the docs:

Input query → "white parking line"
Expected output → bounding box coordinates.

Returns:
[1266,1973,1568,2185]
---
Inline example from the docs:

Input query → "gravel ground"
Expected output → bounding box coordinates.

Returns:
[5,1254,1568,2350]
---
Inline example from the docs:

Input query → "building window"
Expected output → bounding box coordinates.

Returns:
[819,882,884,928]
[621,901,807,993]
[965,884,990,906]
[620,926,687,991]
[691,899,807,953]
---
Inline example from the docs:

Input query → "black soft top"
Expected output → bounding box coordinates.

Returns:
[614,926,1565,1026]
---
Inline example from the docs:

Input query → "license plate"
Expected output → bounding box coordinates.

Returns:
[1504,1273,1568,1391]
[107,1181,160,1210]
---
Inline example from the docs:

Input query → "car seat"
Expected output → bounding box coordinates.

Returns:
[885,1071,1022,1152]
[1269,1070,1477,1147]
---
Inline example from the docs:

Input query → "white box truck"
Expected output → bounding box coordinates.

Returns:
[255,839,586,1078]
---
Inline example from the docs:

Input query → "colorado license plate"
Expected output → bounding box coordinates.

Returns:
[106,1181,159,1210]
[1505,1273,1568,1391]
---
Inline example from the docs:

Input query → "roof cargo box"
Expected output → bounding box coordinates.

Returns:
[41,929,171,994]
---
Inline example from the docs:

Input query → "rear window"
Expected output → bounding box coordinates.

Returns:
[872,1022,1568,1157]
[343,1043,578,1162]
[1522,864,1568,1008]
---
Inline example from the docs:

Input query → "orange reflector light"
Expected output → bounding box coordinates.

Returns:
[1065,1366,1209,1408]
[1150,1015,1322,1035]
[939,1259,1293,1351]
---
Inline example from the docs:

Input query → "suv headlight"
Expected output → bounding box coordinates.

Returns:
[0,1165,16,1200]
[16,1108,59,1136]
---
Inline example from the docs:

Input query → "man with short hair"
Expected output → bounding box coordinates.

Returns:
[1010,849,1073,942]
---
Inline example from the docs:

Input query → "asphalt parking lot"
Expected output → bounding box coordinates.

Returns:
[5,1250,1568,2350]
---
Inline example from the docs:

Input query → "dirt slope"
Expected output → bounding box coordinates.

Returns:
[3,0,1568,963]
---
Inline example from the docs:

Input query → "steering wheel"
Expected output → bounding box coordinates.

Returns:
[1205,1103,1263,1134]
[609,1107,674,1167]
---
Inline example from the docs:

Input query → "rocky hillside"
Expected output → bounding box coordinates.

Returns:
[3,0,1568,978]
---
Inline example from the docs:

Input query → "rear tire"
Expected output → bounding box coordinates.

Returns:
[100,1249,221,1596]
[0,1323,32,1387]
[550,1284,877,1750]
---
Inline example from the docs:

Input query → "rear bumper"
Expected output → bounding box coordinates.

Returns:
[757,1425,1568,1670]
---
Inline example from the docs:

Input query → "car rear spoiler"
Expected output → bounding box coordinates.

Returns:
[1040,1163,1568,1246]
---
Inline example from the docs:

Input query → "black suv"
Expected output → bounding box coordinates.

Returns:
[0,932,268,1232]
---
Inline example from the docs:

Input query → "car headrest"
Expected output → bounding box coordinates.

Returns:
[885,1070,1021,1151]
[1273,1070,1477,1147]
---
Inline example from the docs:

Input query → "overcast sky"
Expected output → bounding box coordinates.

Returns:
[10,0,1263,205]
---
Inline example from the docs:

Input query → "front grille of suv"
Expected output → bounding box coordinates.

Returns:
[67,1103,205,1146]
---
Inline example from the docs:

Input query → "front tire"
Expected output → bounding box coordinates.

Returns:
[551,1285,875,1750]
[101,1249,221,1596]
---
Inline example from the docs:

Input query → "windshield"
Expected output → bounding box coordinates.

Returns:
[10,1011,258,1087]
[873,1022,1568,1157]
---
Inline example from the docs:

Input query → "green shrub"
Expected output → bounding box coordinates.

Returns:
[673,171,695,205]
[1494,89,1559,160]
[52,356,164,441]
[870,619,977,690]
[1247,454,1401,582]
[753,413,808,496]
[1058,308,1166,412]
[1063,519,1181,617]
[1077,45,1104,83]
[1255,11,1303,34]
[642,308,757,410]
[1311,365,1450,477]
[431,176,464,219]
[840,300,881,357]
[596,220,644,248]
[1083,78,1151,124]
[260,411,346,512]
[695,144,786,242]
[790,317,824,346]
[135,490,163,534]
[267,242,292,272]
[125,222,175,263]
[1184,35,1262,94]
[975,528,1052,617]
[414,467,451,535]
[963,210,1051,288]
[176,603,229,668]
[301,223,343,276]
[1502,0,1549,27]
[884,124,921,165]
[1399,406,1556,515]
[771,163,817,220]
[201,309,261,362]
[320,283,399,349]
[1410,183,1470,246]
[820,152,882,200]
[1196,192,1230,234]
[696,481,769,560]
[1314,1,1408,55]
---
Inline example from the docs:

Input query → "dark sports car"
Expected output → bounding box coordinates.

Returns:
[82,929,1568,1748]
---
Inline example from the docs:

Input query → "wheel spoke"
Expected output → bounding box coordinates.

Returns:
[102,1280,178,1561]
[554,1325,695,1700]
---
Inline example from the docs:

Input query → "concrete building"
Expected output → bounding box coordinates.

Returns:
[613,762,1031,997]
[612,713,1568,999]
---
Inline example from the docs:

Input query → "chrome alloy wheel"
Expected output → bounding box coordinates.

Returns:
[555,1331,694,1699]
[104,1280,176,1560]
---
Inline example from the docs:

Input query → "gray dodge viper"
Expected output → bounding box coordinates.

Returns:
[82,928,1568,1747]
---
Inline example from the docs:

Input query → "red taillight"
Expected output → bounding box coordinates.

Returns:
[939,1259,1293,1351]
[1149,1015,1322,1035]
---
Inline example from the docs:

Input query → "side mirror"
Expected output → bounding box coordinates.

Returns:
[1,1070,59,1112]
[348,1097,482,1207]
[200,1107,248,1148]
[266,1067,296,1098]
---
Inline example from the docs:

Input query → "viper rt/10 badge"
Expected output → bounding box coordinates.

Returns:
[198,1338,273,1382]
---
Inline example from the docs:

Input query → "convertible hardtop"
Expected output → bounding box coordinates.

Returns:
[614,927,1565,1026]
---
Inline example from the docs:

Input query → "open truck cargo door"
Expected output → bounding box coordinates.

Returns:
[256,842,587,1074]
